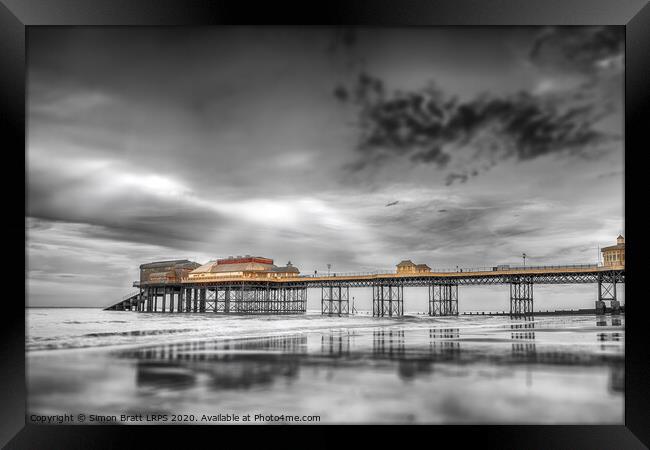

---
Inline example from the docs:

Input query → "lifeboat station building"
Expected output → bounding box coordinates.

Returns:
[139,260,201,284]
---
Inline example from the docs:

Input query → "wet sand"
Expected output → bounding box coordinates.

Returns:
[26,312,624,424]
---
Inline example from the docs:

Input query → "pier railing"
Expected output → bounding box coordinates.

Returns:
[136,263,609,285]
[297,264,600,277]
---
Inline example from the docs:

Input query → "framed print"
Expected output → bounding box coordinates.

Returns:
[2,0,649,447]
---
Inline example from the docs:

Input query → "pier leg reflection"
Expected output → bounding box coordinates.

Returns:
[510,317,536,360]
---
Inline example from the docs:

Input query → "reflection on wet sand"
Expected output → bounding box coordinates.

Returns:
[125,336,306,391]
[511,318,536,359]
[322,333,350,356]
[28,315,624,423]
[609,364,624,393]
[111,318,623,394]
[597,316,622,327]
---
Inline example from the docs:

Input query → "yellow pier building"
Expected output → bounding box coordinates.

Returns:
[602,235,625,268]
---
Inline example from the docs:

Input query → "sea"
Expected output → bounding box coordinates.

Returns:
[26,308,624,424]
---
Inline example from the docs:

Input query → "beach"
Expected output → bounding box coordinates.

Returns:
[27,309,624,424]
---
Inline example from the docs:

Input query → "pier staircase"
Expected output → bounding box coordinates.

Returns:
[104,291,144,311]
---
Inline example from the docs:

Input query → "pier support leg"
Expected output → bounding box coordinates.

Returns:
[165,284,307,315]
[429,282,459,316]
[598,273,618,314]
[372,284,403,317]
[242,287,256,314]
[215,287,226,313]
[510,278,534,316]
[205,287,215,312]
[291,287,307,313]
[321,284,349,316]
[232,284,242,313]
[264,284,270,313]
[199,288,206,312]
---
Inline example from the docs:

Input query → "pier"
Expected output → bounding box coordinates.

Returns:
[105,236,625,317]
[106,264,624,317]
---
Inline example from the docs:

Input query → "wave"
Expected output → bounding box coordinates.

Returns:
[63,320,129,324]
[82,328,197,338]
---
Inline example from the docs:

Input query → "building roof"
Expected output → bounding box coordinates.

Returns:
[140,260,198,269]
[190,260,218,274]
[212,262,275,273]
[217,256,274,265]
[397,260,416,267]
[415,264,431,269]
[188,257,299,276]
[602,244,625,252]
[271,265,300,273]
[189,260,276,275]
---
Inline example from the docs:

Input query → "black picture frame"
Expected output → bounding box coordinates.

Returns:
[3,0,649,447]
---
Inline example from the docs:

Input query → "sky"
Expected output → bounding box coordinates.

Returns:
[26,26,624,309]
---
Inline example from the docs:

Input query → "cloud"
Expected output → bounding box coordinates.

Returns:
[341,78,614,182]
[529,26,624,75]
[335,26,623,184]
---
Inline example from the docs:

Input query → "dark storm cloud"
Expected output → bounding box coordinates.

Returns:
[529,26,624,74]
[339,78,612,182]
[336,26,623,184]
[80,212,225,251]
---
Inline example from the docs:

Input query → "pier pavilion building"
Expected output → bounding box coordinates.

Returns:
[187,255,300,281]
[602,235,625,267]
[396,260,432,274]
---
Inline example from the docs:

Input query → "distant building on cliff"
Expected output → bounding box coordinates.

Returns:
[601,235,625,267]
